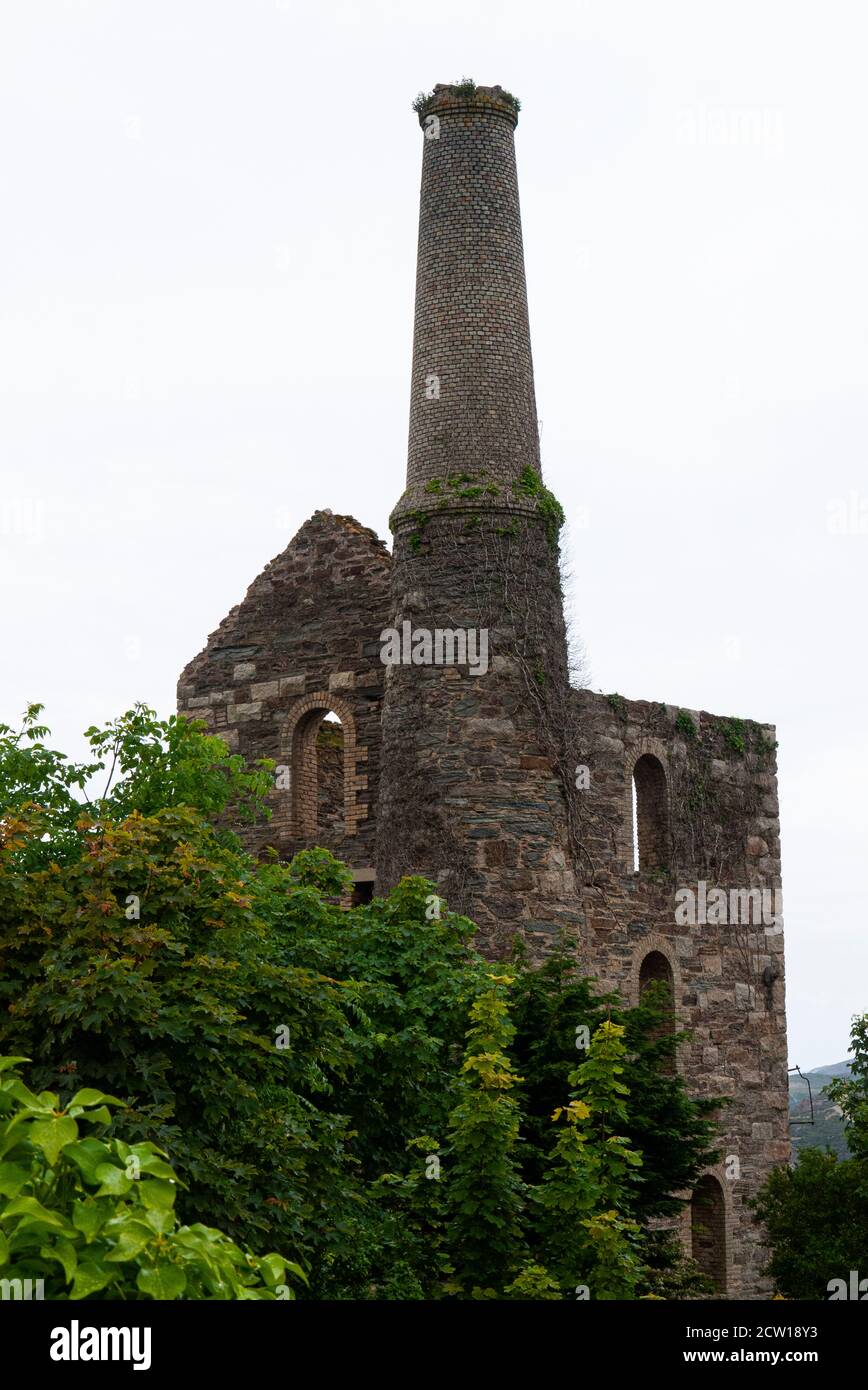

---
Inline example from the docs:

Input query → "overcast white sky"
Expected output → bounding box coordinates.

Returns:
[1,0,866,1069]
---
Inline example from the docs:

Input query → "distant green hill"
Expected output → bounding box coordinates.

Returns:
[789,1061,853,1161]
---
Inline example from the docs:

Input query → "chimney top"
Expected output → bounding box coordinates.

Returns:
[412,81,521,130]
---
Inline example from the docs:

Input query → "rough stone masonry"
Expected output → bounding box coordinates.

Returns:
[178,81,789,1298]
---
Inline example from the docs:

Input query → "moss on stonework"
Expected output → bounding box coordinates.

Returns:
[511,466,565,548]
[708,715,777,764]
[718,717,746,756]
[607,692,627,719]
[676,709,697,740]
[424,472,501,502]
[399,467,560,548]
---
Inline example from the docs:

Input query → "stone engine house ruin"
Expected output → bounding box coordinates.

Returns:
[178,82,789,1298]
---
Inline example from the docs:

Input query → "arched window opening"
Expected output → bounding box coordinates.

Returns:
[690,1176,727,1294]
[639,949,673,994]
[632,753,669,872]
[316,714,345,838]
[639,950,676,1072]
[291,707,347,842]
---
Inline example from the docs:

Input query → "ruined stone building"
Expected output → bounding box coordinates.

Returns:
[178,82,789,1297]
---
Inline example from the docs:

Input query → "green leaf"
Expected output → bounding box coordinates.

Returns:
[258,1253,285,1286]
[0,1057,30,1073]
[131,1150,177,1182]
[4,1079,47,1112]
[72,1198,109,1243]
[138,1178,176,1212]
[40,1237,78,1284]
[143,1207,174,1236]
[0,1231,8,1265]
[0,1161,31,1198]
[3,1195,71,1233]
[28,1114,78,1166]
[137,1262,187,1299]
[68,1087,125,1110]
[171,1227,212,1256]
[76,1105,113,1127]
[139,1158,176,1181]
[64,1138,113,1184]
[94,1163,133,1196]
[104,1220,154,1262]
[70,1260,114,1299]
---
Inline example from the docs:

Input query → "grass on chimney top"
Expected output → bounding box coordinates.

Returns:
[412,80,521,116]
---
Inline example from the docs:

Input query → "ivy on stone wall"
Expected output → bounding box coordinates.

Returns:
[512,466,565,549]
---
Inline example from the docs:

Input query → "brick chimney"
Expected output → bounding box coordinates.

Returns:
[394,82,541,525]
[377,84,575,954]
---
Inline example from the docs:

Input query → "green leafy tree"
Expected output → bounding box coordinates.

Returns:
[0,703,732,1300]
[0,705,102,869]
[826,1014,868,1160]
[290,875,486,1183]
[503,1263,563,1300]
[316,1136,452,1301]
[510,949,721,1221]
[753,1013,868,1298]
[83,704,273,827]
[0,803,356,1267]
[443,977,527,1294]
[752,1148,868,1299]
[534,1021,645,1298]
[0,703,271,872]
[0,1056,303,1299]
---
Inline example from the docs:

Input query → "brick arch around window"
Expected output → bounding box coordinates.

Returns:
[629,934,682,1074]
[275,692,362,843]
[687,1172,731,1296]
[629,933,681,1006]
[625,736,671,872]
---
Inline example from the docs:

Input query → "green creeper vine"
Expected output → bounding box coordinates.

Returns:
[511,466,565,549]
[407,510,430,552]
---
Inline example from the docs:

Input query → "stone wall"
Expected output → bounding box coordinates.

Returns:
[569,688,789,1297]
[177,510,390,873]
